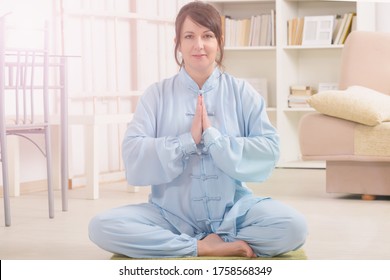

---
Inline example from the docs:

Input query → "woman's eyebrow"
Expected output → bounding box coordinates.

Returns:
[183,29,213,34]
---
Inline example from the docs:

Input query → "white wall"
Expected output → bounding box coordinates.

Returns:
[376,2,390,32]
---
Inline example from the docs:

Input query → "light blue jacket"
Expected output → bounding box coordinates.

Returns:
[122,67,279,237]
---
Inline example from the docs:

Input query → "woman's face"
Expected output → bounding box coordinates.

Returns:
[177,16,219,79]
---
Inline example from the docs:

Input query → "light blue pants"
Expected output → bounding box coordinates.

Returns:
[88,199,307,258]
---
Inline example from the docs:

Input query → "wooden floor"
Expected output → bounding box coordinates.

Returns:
[1,168,390,260]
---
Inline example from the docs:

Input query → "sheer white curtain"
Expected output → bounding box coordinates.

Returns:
[0,0,191,185]
[59,0,191,182]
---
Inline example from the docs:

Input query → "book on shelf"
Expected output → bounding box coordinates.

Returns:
[287,18,295,45]
[259,14,270,46]
[295,17,304,46]
[290,85,316,96]
[338,13,356,44]
[333,12,356,44]
[288,95,311,108]
[288,12,356,46]
[332,14,345,44]
[351,14,357,34]
[270,9,276,47]
[288,85,316,108]
[224,10,275,47]
[333,13,347,44]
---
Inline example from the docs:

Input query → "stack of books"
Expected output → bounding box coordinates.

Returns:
[288,85,316,108]
[222,10,275,47]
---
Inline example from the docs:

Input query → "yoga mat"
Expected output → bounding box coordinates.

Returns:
[111,248,306,260]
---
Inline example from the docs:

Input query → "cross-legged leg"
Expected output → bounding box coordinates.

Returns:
[218,198,308,257]
[88,203,198,258]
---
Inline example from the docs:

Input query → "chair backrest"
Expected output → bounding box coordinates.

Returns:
[1,17,49,130]
[339,31,390,96]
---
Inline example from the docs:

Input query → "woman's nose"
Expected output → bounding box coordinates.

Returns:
[194,36,204,50]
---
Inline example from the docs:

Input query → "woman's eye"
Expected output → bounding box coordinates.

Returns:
[204,34,215,39]
[184,34,193,39]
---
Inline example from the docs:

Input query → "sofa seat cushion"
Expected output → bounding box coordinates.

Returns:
[299,112,390,161]
[355,122,390,157]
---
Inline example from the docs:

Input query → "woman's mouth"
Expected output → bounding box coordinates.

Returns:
[193,54,206,58]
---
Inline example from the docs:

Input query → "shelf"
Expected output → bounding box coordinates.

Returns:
[284,0,355,2]
[225,46,276,51]
[284,45,344,50]
[283,107,315,112]
[209,0,274,3]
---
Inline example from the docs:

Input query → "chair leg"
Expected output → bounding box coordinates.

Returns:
[2,178,11,226]
[45,127,54,219]
[1,18,10,226]
[1,138,11,226]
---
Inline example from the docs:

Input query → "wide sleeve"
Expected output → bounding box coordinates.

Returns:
[122,86,196,186]
[202,83,280,183]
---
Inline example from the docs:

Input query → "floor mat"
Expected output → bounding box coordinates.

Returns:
[111,248,307,260]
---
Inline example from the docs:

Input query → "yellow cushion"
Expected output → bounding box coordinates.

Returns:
[307,86,390,126]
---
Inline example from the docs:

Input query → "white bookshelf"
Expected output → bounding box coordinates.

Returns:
[208,0,375,168]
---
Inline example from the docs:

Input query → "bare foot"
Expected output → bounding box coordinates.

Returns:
[197,233,256,258]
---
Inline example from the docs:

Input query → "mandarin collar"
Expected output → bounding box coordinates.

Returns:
[179,67,222,95]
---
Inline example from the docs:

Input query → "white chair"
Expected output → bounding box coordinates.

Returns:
[0,17,53,226]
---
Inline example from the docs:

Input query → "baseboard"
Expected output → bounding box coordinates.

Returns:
[70,171,126,188]
[0,180,47,196]
[0,171,126,196]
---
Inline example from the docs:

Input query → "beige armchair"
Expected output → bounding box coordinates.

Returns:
[299,31,390,200]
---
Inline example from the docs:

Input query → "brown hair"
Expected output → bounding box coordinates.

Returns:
[174,1,224,68]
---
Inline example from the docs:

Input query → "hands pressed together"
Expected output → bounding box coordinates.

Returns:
[191,94,211,144]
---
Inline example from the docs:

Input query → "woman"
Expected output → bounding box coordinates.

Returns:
[89,1,307,258]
